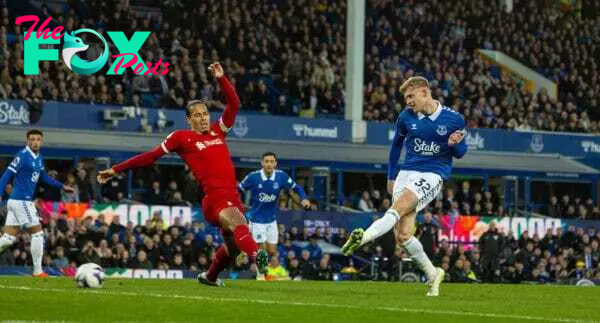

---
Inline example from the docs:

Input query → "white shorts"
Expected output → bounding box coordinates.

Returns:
[5,199,40,228]
[250,221,278,244]
[393,170,443,212]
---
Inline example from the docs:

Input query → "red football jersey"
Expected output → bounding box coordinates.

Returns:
[111,75,241,196]
[161,123,237,193]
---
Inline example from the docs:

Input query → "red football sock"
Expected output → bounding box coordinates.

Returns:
[206,245,232,282]
[233,225,259,258]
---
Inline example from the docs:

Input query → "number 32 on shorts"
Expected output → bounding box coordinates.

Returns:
[414,178,431,192]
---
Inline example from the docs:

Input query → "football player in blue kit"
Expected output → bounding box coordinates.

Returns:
[239,152,310,254]
[342,76,468,296]
[0,129,74,277]
[239,152,310,279]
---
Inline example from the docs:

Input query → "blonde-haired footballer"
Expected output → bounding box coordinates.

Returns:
[342,76,467,296]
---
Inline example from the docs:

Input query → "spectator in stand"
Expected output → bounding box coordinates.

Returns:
[298,249,315,279]
[561,195,572,211]
[61,174,80,203]
[75,167,93,203]
[456,181,472,207]
[314,254,334,281]
[358,191,376,212]
[51,246,69,269]
[266,256,290,281]
[479,222,503,283]
[132,250,153,270]
[306,234,322,261]
[547,196,562,218]
[144,181,166,205]
[417,212,438,259]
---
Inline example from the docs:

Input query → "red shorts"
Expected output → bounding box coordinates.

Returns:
[201,190,244,226]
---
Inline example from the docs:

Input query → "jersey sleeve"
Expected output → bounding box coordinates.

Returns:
[454,112,466,132]
[113,145,168,173]
[161,131,182,154]
[41,170,64,188]
[7,154,22,174]
[451,114,468,159]
[387,111,408,180]
[0,169,15,194]
[217,76,241,133]
[396,111,409,137]
[239,173,254,191]
[282,172,307,200]
[281,172,297,190]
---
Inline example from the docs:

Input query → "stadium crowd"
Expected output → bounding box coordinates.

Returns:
[0,207,599,284]
[2,0,599,132]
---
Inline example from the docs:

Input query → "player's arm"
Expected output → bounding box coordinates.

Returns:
[0,155,20,200]
[97,132,179,183]
[0,155,21,190]
[97,146,165,183]
[285,173,310,209]
[237,173,254,206]
[387,114,407,193]
[450,133,467,158]
[0,169,15,201]
[40,170,73,192]
[238,173,254,192]
[448,116,467,159]
[210,62,241,133]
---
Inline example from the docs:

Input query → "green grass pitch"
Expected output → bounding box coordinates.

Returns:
[0,277,598,323]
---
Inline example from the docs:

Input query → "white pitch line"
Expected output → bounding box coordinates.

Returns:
[0,284,596,323]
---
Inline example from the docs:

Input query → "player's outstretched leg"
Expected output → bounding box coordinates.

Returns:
[219,207,268,275]
[341,228,364,256]
[341,207,402,256]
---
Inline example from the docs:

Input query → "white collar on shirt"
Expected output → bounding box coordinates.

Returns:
[417,100,443,121]
[25,146,39,159]
[260,169,276,181]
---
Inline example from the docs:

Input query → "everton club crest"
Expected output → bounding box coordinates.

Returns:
[436,125,448,136]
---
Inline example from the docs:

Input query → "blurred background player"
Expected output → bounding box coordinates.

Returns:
[96,63,268,287]
[0,129,74,277]
[239,152,310,280]
[342,76,467,296]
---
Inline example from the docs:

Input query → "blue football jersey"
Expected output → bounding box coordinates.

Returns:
[239,169,305,224]
[388,103,468,180]
[0,147,62,201]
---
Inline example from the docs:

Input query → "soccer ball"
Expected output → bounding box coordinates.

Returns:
[75,263,105,288]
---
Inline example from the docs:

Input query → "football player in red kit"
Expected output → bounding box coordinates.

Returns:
[97,62,268,287]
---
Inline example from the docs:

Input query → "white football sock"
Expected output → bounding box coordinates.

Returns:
[0,233,16,253]
[361,209,400,246]
[31,231,44,275]
[403,236,437,281]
